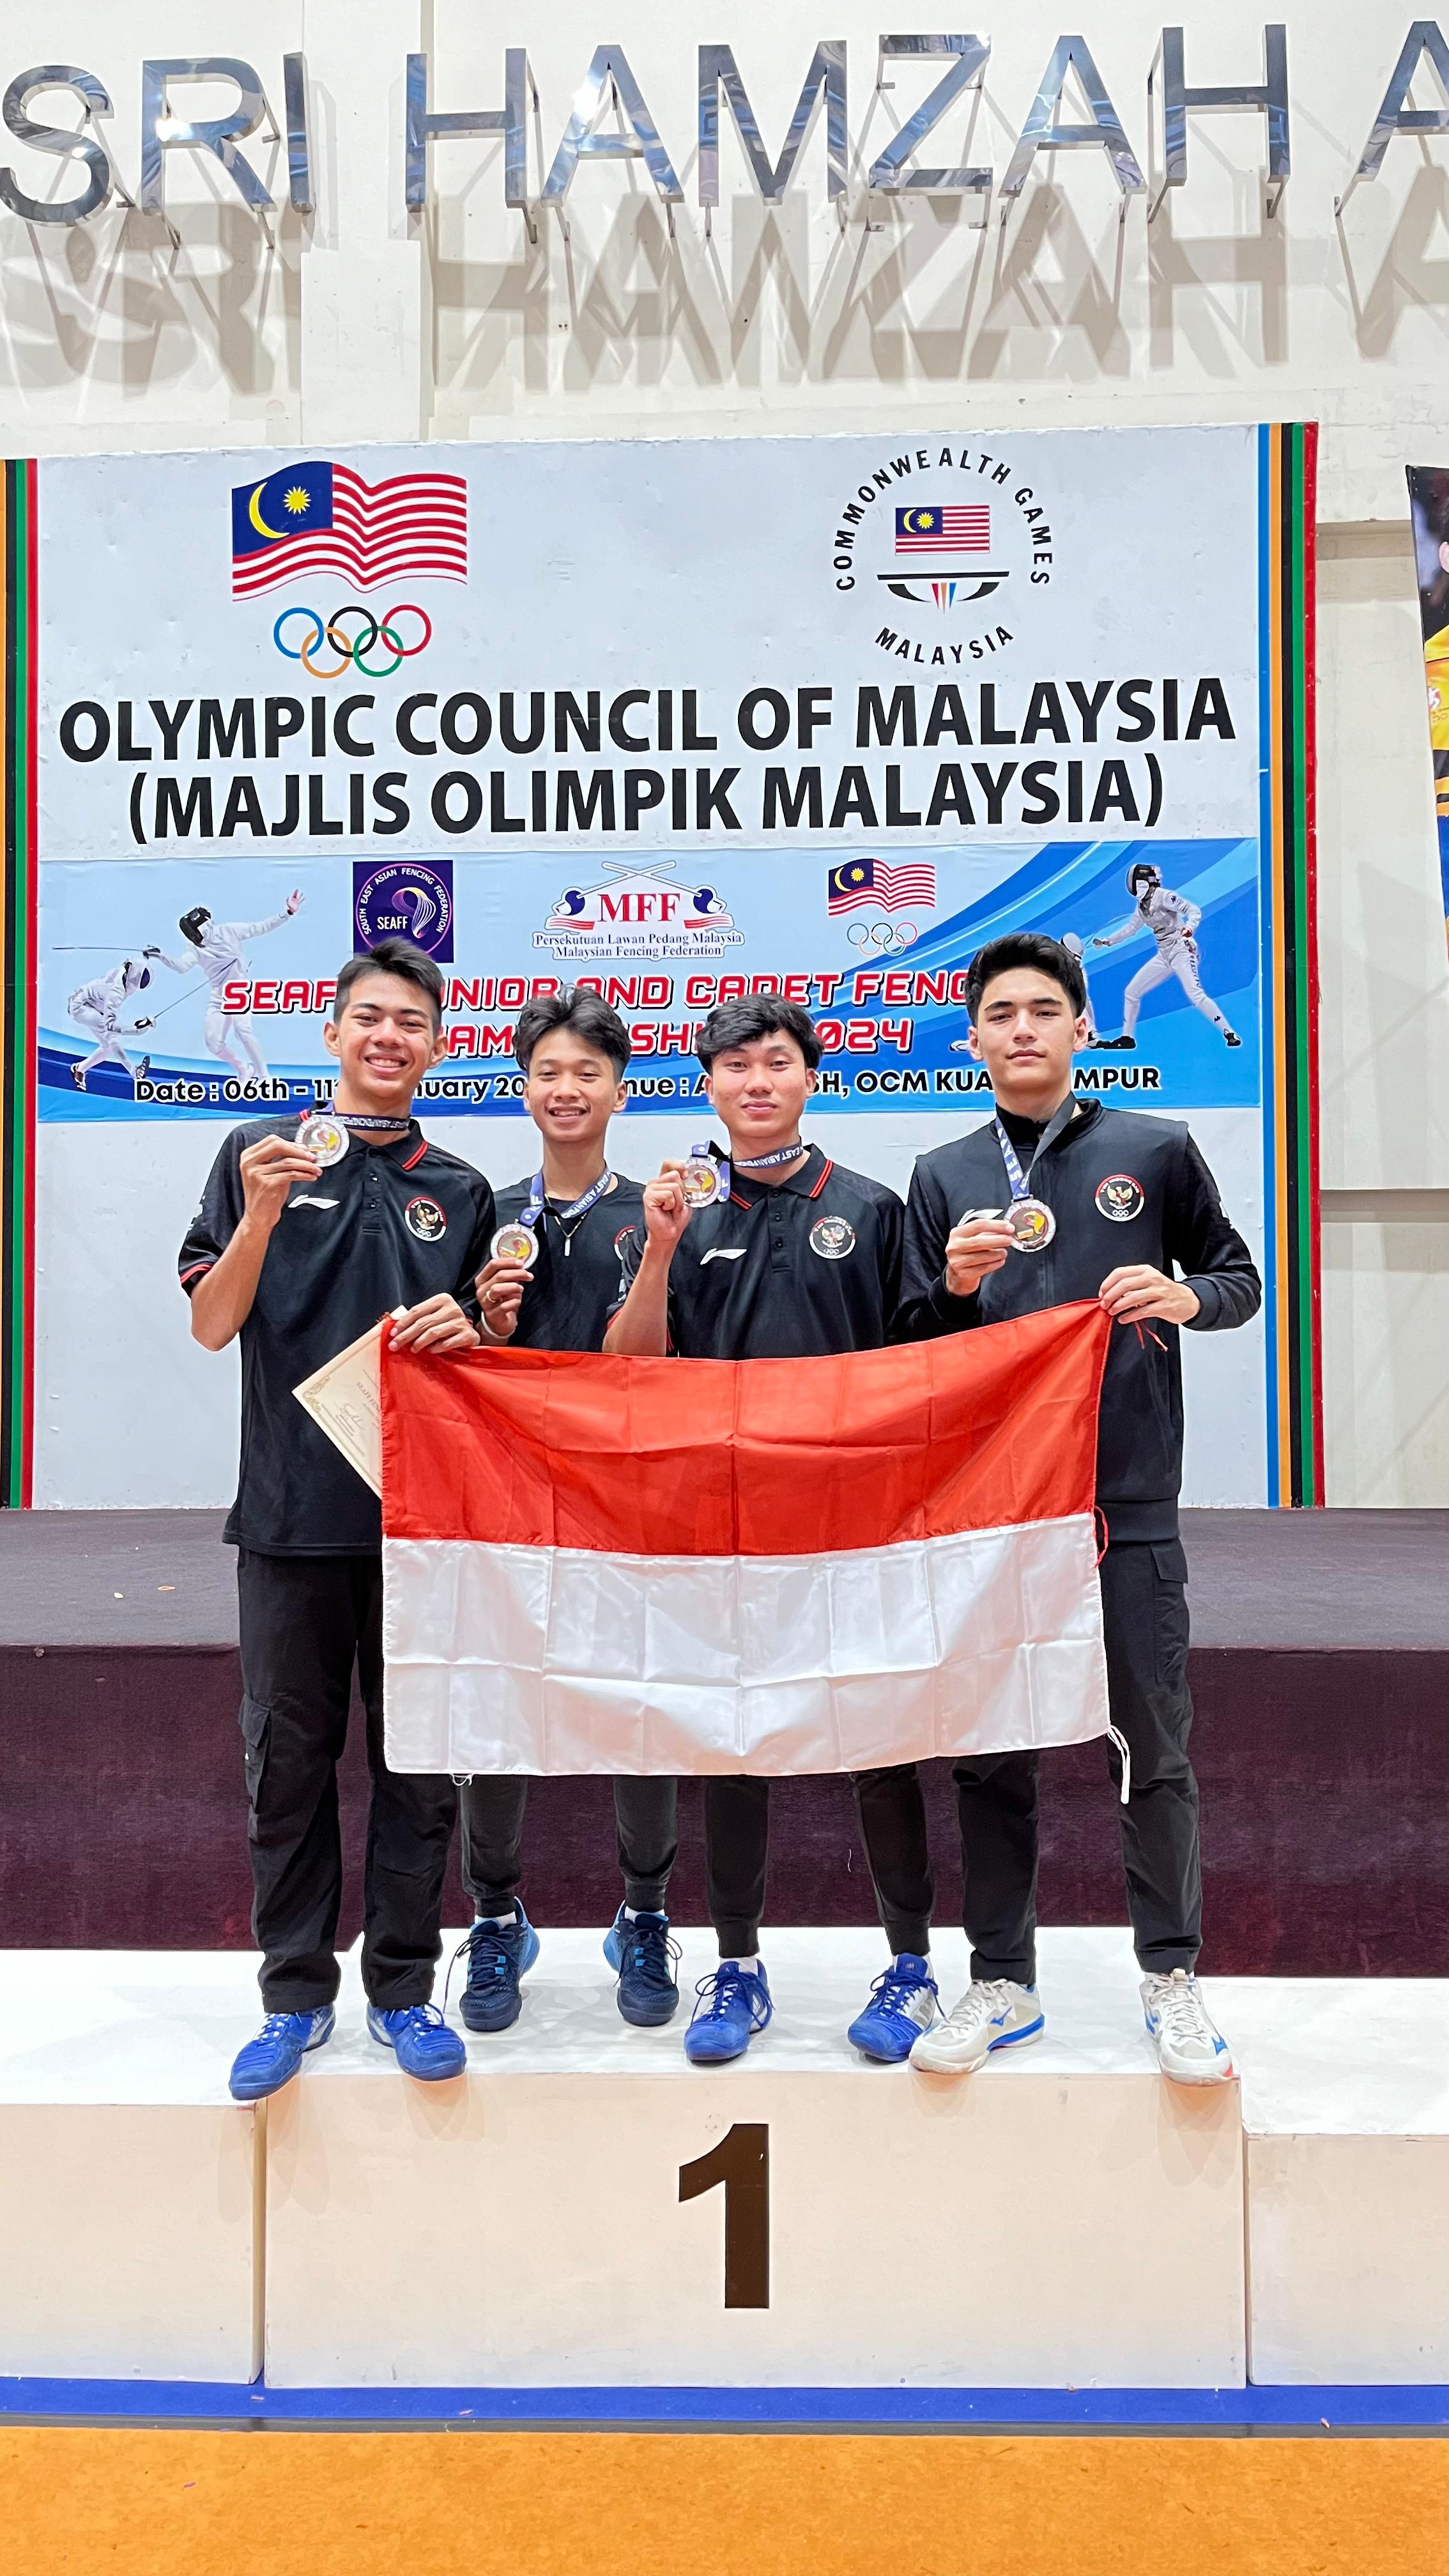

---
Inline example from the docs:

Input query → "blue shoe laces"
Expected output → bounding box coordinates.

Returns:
[447,1919,521,2007]
[617,1917,681,1992]
[691,1965,772,2032]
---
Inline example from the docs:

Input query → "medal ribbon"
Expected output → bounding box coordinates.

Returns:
[333,1112,411,1136]
[518,1165,614,1234]
[733,1139,808,1170]
[992,1118,1037,1211]
[992,1096,1078,1208]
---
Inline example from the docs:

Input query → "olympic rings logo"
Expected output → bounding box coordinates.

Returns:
[847,918,918,953]
[272,602,433,679]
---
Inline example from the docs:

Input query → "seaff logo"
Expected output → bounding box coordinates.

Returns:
[829,443,1057,669]
[355,859,454,963]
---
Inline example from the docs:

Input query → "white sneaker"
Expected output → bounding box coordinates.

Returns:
[908,1979,1044,2074]
[1140,1969,1234,2085]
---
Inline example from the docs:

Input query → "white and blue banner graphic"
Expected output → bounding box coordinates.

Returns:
[36,422,1261,1127]
[39,834,1257,1124]
[30,423,1282,1510]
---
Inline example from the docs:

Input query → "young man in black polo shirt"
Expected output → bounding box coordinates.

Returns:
[179,938,495,2102]
[606,997,940,2067]
[897,931,1261,2083]
[457,987,680,2034]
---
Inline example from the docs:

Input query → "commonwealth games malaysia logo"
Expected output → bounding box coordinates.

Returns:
[828,443,1058,666]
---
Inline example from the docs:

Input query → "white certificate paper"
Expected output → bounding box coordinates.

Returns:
[292,1310,406,1498]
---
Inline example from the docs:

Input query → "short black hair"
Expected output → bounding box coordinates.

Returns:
[334,937,444,1030]
[696,995,822,1071]
[965,931,1086,1023]
[514,986,631,1078]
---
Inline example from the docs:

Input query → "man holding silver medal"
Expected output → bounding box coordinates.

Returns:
[459,990,682,2037]
[897,932,1261,2086]
[178,939,496,2103]
[606,998,942,2069]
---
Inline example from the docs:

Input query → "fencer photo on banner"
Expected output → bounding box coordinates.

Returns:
[1407,464,1449,937]
[24,420,1312,1511]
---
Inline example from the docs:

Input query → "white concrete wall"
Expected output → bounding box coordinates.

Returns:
[3,0,1446,1499]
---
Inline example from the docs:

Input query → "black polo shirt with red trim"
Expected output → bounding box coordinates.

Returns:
[492,1173,647,1353]
[178,1116,495,1554]
[617,1144,904,1358]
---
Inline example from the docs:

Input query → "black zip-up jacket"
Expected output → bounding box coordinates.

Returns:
[897,1100,1262,1540]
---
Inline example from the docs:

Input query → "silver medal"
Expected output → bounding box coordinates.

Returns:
[298,1112,349,1169]
[1008,1196,1056,1253]
[491,1222,539,1268]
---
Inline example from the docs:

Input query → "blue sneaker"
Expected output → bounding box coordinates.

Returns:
[366,2003,467,2081]
[847,1954,940,2064]
[684,1961,772,2065]
[456,1907,540,2033]
[602,1906,681,2027]
[228,2005,335,2103]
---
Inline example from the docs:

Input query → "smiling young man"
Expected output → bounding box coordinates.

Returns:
[457,988,681,2035]
[605,997,941,2068]
[896,930,1261,2084]
[179,937,496,2103]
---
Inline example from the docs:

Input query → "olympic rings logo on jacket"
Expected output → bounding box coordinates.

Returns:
[272,602,432,679]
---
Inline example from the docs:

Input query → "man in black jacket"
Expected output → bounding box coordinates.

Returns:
[897,931,1261,2085]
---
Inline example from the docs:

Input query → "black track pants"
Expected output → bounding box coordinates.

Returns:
[236,1549,457,2013]
[460,1776,678,1917]
[953,1536,1201,1984]
[704,1764,934,1959]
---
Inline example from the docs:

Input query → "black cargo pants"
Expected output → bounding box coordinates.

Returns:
[236,1549,457,2012]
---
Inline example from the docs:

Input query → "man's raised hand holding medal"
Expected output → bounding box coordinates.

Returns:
[474,995,634,1344]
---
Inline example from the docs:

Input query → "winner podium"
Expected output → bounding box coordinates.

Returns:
[3,1926,1446,2396]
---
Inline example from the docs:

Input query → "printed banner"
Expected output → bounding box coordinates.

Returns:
[0,423,1319,1509]
[34,425,1267,1128]
[1407,466,1449,942]
[36,836,1260,1125]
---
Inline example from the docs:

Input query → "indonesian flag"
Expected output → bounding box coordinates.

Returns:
[381,1302,1112,1777]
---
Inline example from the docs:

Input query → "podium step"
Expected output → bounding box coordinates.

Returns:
[264,1926,1243,2390]
[1,1933,1445,2391]
[0,1950,259,2383]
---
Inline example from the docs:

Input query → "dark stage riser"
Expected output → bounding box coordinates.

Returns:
[3,1642,1445,1975]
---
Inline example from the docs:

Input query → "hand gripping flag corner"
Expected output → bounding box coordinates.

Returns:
[379,1304,1113,1778]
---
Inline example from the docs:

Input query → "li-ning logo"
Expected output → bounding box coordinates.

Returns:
[829,443,1057,668]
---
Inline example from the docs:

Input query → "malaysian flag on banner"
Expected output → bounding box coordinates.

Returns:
[231,461,468,595]
[827,858,937,915]
[895,504,990,555]
[378,1307,1112,1778]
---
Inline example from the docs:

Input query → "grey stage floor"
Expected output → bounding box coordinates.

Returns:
[1,1505,1445,1652]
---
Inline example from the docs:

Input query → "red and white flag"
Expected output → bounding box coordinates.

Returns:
[380,1303,1112,1777]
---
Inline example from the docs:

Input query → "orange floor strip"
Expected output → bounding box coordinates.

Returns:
[4,2427,1446,2576]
